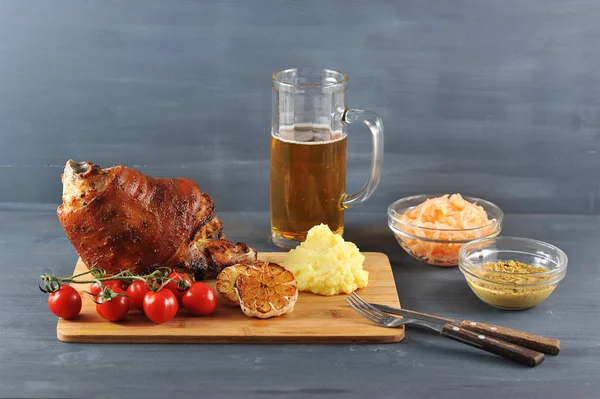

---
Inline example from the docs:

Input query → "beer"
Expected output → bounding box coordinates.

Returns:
[270,127,347,245]
[269,68,384,248]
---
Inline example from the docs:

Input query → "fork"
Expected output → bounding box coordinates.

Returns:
[346,292,545,367]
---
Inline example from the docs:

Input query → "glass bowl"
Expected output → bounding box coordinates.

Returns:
[387,194,503,267]
[458,236,568,310]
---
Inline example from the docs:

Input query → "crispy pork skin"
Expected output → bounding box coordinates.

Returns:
[57,160,258,277]
[57,160,215,275]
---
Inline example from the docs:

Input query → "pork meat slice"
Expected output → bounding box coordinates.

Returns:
[188,239,258,280]
[194,215,225,240]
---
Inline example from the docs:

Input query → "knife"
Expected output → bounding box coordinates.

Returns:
[372,303,560,355]
[347,294,545,367]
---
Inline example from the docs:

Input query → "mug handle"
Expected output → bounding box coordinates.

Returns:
[341,108,384,208]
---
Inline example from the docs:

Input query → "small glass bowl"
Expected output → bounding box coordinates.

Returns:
[458,237,568,310]
[387,194,503,267]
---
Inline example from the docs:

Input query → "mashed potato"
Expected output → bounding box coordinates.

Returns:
[282,224,368,296]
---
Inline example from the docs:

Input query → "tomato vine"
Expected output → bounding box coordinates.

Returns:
[38,266,189,294]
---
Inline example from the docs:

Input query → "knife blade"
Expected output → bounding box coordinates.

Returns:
[371,303,560,355]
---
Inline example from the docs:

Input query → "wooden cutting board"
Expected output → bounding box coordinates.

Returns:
[57,252,403,344]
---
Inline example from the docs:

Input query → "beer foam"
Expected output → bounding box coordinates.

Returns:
[273,129,346,145]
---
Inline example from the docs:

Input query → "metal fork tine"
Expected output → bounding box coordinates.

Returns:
[346,295,373,318]
[349,292,396,323]
[348,292,429,330]
[346,295,388,324]
[345,297,387,326]
[348,296,389,323]
[346,296,385,323]
[350,292,388,315]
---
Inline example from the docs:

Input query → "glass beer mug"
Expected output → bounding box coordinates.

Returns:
[270,68,384,248]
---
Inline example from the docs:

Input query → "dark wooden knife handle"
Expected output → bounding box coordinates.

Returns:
[460,320,560,355]
[440,324,545,367]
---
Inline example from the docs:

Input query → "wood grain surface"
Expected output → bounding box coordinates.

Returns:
[0,0,598,215]
[460,320,561,355]
[440,324,545,367]
[1,0,600,397]
[3,209,600,398]
[57,252,403,344]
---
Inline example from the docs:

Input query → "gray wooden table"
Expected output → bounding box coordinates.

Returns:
[1,205,598,398]
[1,0,599,397]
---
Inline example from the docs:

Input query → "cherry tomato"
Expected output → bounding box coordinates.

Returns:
[90,279,123,296]
[183,282,217,316]
[143,289,178,324]
[48,285,82,319]
[164,271,192,306]
[126,280,149,311]
[95,286,130,321]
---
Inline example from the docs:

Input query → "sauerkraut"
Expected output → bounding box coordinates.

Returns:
[393,194,498,266]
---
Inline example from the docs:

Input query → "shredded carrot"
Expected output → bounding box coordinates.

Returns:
[394,194,497,266]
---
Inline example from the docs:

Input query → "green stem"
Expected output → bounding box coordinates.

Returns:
[70,269,95,279]
[38,266,174,294]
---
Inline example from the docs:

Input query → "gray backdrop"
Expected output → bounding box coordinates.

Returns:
[1,0,599,214]
[2,3,600,398]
